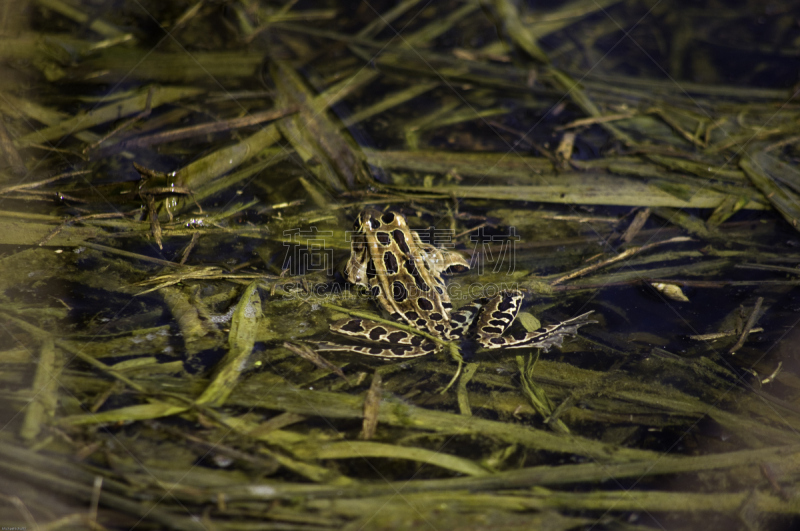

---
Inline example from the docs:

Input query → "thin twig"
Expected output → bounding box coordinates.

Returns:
[0,169,91,195]
[728,297,764,355]
[551,236,692,285]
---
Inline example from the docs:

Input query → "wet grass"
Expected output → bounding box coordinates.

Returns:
[2,1,800,530]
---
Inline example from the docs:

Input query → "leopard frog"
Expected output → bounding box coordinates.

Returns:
[316,209,594,358]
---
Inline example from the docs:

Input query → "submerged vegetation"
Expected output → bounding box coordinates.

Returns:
[2,0,800,529]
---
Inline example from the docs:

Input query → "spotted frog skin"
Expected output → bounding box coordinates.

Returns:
[315,209,594,358]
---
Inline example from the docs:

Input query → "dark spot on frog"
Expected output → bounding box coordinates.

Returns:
[393,229,410,254]
[384,251,398,274]
[369,326,387,341]
[417,297,433,311]
[341,319,364,333]
[392,281,408,302]
[387,331,407,343]
[497,296,516,311]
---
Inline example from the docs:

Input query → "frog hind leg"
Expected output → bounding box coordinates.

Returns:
[314,318,438,358]
[312,340,437,358]
[446,299,488,339]
[472,290,524,345]
[480,311,596,351]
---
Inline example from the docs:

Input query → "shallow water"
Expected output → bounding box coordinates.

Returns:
[2,1,800,530]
